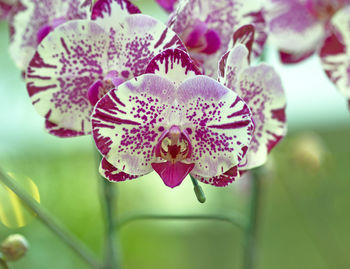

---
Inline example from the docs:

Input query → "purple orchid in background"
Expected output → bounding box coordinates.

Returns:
[0,0,16,20]
[155,0,177,13]
[192,25,286,186]
[265,0,350,108]
[25,0,185,137]
[8,0,92,70]
[167,0,267,76]
[92,49,255,188]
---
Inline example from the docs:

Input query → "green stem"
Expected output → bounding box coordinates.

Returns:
[0,169,101,269]
[116,211,246,230]
[189,175,206,203]
[242,169,261,269]
[0,257,9,269]
[94,151,120,269]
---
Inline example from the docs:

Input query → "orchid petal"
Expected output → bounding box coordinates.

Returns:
[265,0,324,58]
[91,0,140,26]
[45,120,85,137]
[8,0,91,69]
[236,64,287,170]
[218,44,249,91]
[26,21,109,135]
[0,0,15,20]
[104,14,186,80]
[145,48,201,86]
[279,49,315,64]
[169,0,266,76]
[92,74,177,175]
[177,75,254,177]
[99,157,140,182]
[230,24,255,63]
[152,161,194,188]
[320,6,350,100]
[191,165,239,187]
[156,0,177,13]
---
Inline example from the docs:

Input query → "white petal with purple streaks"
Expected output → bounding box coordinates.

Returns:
[320,6,350,100]
[105,14,185,79]
[9,0,91,69]
[99,157,140,182]
[92,74,177,175]
[177,76,254,177]
[236,64,286,170]
[26,21,109,135]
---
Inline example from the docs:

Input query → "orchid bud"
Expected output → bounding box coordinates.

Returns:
[1,234,28,261]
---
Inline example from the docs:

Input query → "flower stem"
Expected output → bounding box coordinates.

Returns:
[0,169,101,269]
[242,169,261,269]
[93,152,120,269]
[116,211,246,230]
[0,255,9,269]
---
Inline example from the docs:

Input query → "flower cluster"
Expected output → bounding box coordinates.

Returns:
[18,0,288,189]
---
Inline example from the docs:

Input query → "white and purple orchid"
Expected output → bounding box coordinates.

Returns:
[265,0,350,107]
[0,0,16,20]
[92,49,255,188]
[155,0,177,13]
[8,0,92,70]
[168,0,267,76]
[25,0,185,137]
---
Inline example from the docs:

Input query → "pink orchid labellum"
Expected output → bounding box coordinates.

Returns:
[8,0,92,70]
[92,49,255,188]
[191,25,287,186]
[25,0,185,137]
[168,0,267,76]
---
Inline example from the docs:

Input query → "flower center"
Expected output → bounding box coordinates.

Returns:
[306,0,344,20]
[156,126,192,163]
[37,17,67,44]
[88,71,125,106]
[181,19,221,56]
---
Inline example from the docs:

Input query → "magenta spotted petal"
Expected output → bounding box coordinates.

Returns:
[156,0,177,13]
[320,6,350,101]
[100,157,140,182]
[0,0,15,20]
[191,166,239,187]
[265,0,324,62]
[26,21,109,136]
[169,0,267,76]
[146,48,201,86]
[8,0,91,70]
[92,74,254,184]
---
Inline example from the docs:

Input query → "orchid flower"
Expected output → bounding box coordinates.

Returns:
[265,0,350,107]
[167,0,267,76]
[92,49,255,188]
[264,0,350,63]
[0,0,16,20]
[192,25,287,186]
[25,0,185,137]
[8,0,92,70]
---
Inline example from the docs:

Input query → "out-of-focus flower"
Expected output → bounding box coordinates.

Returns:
[92,49,254,188]
[167,0,267,76]
[192,25,287,186]
[25,0,185,137]
[290,132,327,171]
[0,0,16,20]
[265,0,350,107]
[1,234,28,261]
[155,0,177,13]
[8,0,92,70]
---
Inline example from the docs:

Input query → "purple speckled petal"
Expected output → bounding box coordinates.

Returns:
[320,6,350,100]
[100,157,140,182]
[45,120,85,137]
[191,165,239,187]
[236,64,287,170]
[92,74,177,175]
[103,14,186,80]
[145,48,201,86]
[218,44,249,91]
[177,75,254,177]
[169,0,266,76]
[91,0,140,25]
[8,0,91,69]
[265,0,324,59]
[279,49,315,64]
[26,21,109,135]
[231,24,255,62]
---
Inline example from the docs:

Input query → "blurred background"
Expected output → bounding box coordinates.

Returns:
[0,0,349,268]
